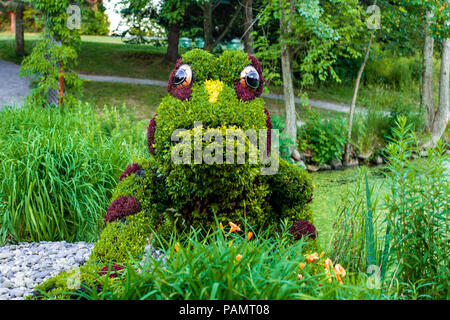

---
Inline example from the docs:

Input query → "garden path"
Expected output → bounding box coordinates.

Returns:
[0,59,30,109]
[79,74,368,116]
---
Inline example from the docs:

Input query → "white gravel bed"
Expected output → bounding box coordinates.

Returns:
[0,241,94,300]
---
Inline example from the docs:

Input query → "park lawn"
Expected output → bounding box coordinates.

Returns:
[81,81,166,121]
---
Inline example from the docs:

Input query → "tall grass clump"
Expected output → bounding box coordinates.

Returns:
[383,117,449,299]
[327,168,391,286]
[0,102,146,243]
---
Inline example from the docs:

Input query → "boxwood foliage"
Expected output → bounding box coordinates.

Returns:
[92,49,315,256]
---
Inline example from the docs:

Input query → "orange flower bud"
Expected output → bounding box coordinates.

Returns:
[247,231,253,241]
[236,254,242,262]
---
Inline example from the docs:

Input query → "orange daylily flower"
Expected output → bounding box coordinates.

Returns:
[334,264,346,284]
[299,263,305,270]
[247,231,253,241]
[324,258,333,271]
[236,254,242,262]
[298,274,304,280]
[306,252,319,263]
[320,251,325,258]
[334,264,346,277]
[174,242,180,252]
[220,223,224,230]
[229,222,241,233]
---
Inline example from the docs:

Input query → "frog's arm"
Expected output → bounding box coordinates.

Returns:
[267,158,314,222]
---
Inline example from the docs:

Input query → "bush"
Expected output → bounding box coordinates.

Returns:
[299,111,347,165]
[0,103,146,243]
[383,103,425,144]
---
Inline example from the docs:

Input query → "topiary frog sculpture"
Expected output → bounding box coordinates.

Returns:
[30,50,318,299]
[89,49,316,264]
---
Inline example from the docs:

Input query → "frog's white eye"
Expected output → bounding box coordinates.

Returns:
[240,65,260,91]
[173,64,193,89]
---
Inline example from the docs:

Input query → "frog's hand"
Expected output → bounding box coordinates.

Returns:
[268,158,314,220]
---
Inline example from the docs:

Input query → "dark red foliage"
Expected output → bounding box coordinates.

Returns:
[104,196,141,224]
[98,264,125,278]
[118,163,141,182]
[147,115,157,155]
[264,107,272,155]
[167,58,192,100]
[235,54,265,101]
[290,220,317,240]
[248,54,265,97]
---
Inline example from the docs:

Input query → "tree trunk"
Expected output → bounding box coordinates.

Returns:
[165,22,180,63]
[344,0,377,165]
[243,0,254,54]
[15,1,25,57]
[203,1,214,51]
[203,1,241,52]
[423,2,450,148]
[280,0,296,154]
[422,10,435,132]
[426,34,450,147]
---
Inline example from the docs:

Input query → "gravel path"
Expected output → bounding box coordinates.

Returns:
[0,59,31,109]
[0,241,94,300]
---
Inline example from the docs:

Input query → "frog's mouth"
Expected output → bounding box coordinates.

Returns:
[147,110,273,157]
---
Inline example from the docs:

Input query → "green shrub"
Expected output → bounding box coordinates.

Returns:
[151,73,278,232]
[89,211,154,264]
[216,50,252,86]
[0,103,146,243]
[181,49,217,83]
[299,111,347,165]
[29,262,118,300]
[268,159,314,222]
[383,103,425,144]
[92,49,315,270]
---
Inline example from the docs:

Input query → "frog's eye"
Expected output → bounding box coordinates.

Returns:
[240,65,260,91]
[173,64,193,89]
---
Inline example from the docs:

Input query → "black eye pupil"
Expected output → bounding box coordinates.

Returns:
[245,70,260,89]
[174,68,187,85]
